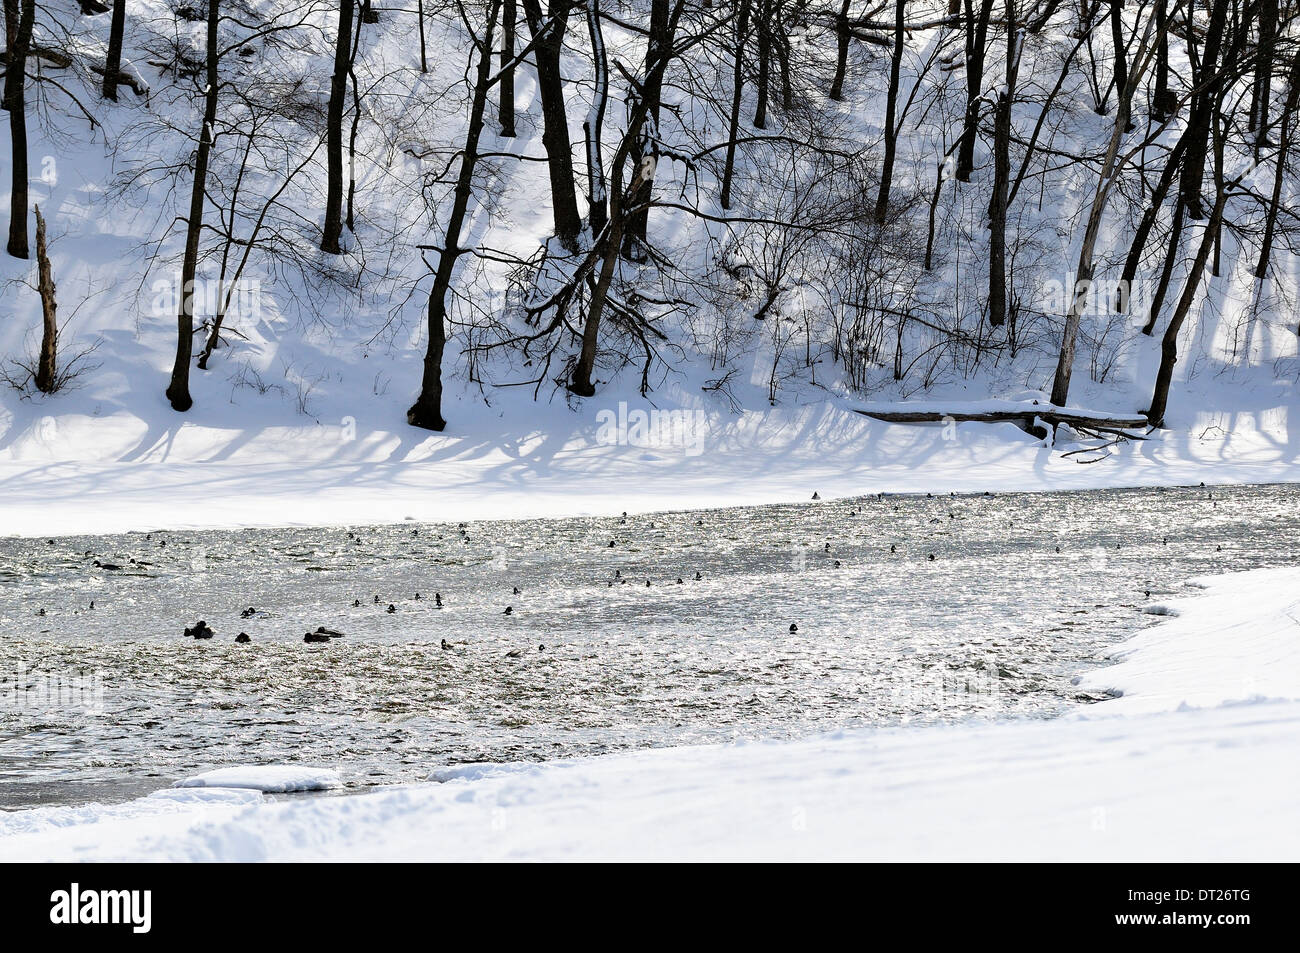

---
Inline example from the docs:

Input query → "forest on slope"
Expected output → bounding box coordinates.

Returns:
[1,0,1298,446]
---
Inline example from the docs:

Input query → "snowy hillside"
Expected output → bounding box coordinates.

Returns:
[1,0,1298,532]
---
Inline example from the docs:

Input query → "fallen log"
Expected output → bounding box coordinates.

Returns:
[853,407,1151,440]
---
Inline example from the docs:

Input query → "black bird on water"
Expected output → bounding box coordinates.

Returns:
[352,599,361,607]
[235,633,251,644]
[789,623,798,633]
[240,607,257,618]
[504,606,513,615]
[513,586,520,595]
[695,571,702,580]
[93,560,123,571]
[185,621,215,639]
[441,639,453,650]
[386,604,396,614]
[435,593,443,607]
[304,631,330,643]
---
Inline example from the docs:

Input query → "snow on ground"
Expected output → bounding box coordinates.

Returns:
[2,568,1296,861]
[2,390,1298,538]
[173,766,341,793]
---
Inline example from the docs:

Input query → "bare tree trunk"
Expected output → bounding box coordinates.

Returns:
[1150,0,1172,119]
[1250,0,1277,143]
[987,0,1020,325]
[499,0,516,134]
[874,0,905,223]
[1255,49,1300,280]
[753,0,771,128]
[166,0,220,413]
[33,205,57,393]
[103,0,127,101]
[1117,132,1187,316]
[1147,189,1226,426]
[1108,0,1132,130]
[1178,0,1228,220]
[1049,7,1153,406]
[721,0,753,209]
[408,0,501,430]
[957,0,995,182]
[584,0,608,236]
[418,0,428,72]
[623,0,673,259]
[322,0,355,254]
[522,0,582,250]
[829,0,850,101]
[4,0,34,259]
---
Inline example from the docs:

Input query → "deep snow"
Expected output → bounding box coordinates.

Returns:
[2,567,1296,861]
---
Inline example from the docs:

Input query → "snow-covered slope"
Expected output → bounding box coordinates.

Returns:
[1,2,1297,537]
[3,567,1296,861]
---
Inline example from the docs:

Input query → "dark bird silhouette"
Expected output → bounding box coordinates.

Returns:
[304,632,330,643]
[504,606,513,615]
[386,604,396,614]
[435,593,443,608]
[184,620,214,639]
[505,649,523,658]
[441,639,452,650]
[352,599,361,607]
[512,586,520,595]
[695,571,702,580]
[928,553,936,561]
[240,607,256,618]
[811,492,821,500]
[789,623,798,633]
[93,560,122,570]
[235,633,251,644]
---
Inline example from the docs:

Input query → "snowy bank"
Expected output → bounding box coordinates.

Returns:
[1,567,1297,862]
[3,396,1298,538]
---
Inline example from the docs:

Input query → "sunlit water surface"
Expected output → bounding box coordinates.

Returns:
[1,483,1296,809]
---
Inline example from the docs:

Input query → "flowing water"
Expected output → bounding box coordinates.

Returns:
[1,483,1296,810]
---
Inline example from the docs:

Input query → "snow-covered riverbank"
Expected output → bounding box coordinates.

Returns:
[4,393,1299,538]
[3,567,1297,861]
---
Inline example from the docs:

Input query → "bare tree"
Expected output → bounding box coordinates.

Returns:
[4,0,35,259]
[322,0,355,253]
[408,0,503,430]
[33,205,57,393]
[165,0,221,413]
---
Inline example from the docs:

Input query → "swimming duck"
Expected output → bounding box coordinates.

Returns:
[184,620,215,639]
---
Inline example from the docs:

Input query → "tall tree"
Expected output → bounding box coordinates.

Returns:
[521,0,582,250]
[33,205,57,393]
[4,0,35,259]
[874,0,905,223]
[408,0,503,430]
[1178,0,1229,220]
[165,0,221,412]
[720,0,753,209]
[956,0,995,182]
[499,0,516,135]
[322,0,355,254]
[103,0,128,101]
[623,0,674,259]
[1049,9,1154,406]
[987,1,1021,326]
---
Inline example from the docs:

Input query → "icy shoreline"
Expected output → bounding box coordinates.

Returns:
[2,567,1297,861]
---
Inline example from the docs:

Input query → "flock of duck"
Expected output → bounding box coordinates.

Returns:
[38,486,1229,655]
